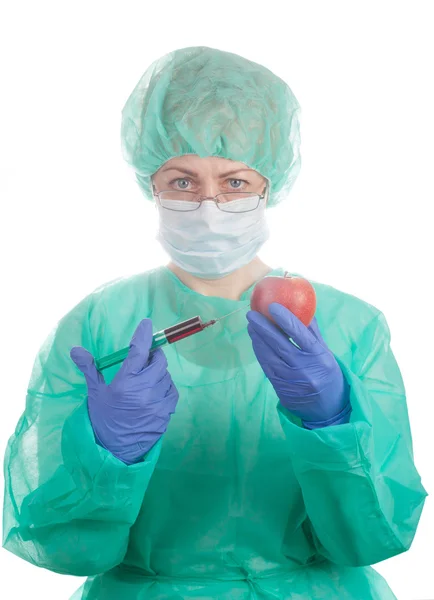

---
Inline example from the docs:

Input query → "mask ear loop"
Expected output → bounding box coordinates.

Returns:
[151,178,159,212]
[262,179,270,207]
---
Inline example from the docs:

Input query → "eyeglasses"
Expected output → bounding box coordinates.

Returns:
[153,186,267,213]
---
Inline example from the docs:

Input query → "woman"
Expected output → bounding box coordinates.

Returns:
[3,46,427,600]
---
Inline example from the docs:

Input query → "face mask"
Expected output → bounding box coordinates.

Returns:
[156,196,270,279]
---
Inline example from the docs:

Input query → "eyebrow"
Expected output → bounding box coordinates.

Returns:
[160,166,256,178]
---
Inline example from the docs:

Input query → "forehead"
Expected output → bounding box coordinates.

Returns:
[158,155,251,173]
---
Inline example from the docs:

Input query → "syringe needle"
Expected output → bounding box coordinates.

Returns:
[213,304,249,323]
[96,305,250,371]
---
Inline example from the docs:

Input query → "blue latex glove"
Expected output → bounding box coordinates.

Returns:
[247,303,351,429]
[70,319,179,465]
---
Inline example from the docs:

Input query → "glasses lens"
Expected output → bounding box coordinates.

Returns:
[159,191,200,211]
[218,194,261,213]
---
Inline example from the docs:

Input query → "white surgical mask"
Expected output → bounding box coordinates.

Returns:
[156,195,270,279]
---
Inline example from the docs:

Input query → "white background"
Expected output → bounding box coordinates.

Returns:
[1,1,433,599]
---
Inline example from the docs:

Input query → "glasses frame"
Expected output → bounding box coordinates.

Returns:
[153,184,268,213]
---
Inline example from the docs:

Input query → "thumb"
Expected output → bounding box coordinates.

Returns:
[118,319,154,377]
[268,303,318,352]
[70,346,105,388]
[307,317,325,343]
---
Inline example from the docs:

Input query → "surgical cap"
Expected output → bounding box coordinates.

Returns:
[121,46,302,208]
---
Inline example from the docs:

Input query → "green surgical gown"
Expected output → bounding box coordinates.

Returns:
[3,266,427,599]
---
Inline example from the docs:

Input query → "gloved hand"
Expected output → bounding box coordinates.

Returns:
[247,303,351,429]
[70,319,179,465]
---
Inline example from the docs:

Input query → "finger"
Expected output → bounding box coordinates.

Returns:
[162,376,179,414]
[247,324,292,381]
[247,310,296,350]
[114,348,168,393]
[247,309,297,344]
[247,324,277,369]
[139,365,173,407]
[247,319,301,365]
[268,303,318,352]
[70,347,105,387]
[246,309,278,330]
[247,309,306,356]
[142,347,168,381]
[307,317,325,343]
[117,319,154,378]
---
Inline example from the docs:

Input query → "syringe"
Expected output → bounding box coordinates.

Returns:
[95,306,246,372]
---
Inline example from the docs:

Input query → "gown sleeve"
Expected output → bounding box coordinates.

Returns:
[2,293,162,576]
[277,310,428,567]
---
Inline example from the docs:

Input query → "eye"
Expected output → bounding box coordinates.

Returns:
[228,179,248,189]
[170,178,192,190]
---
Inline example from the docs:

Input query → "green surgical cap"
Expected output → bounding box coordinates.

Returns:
[121,46,302,208]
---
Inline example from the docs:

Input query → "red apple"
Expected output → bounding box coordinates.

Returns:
[250,272,316,326]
